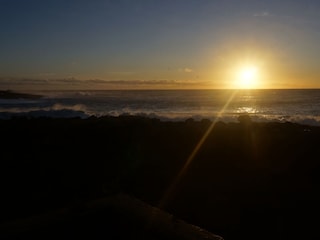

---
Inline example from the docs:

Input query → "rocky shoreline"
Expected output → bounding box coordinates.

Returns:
[1,116,319,239]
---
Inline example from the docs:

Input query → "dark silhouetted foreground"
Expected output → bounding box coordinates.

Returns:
[0,116,319,240]
[0,193,223,240]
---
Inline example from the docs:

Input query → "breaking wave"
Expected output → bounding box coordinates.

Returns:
[0,104,90,119]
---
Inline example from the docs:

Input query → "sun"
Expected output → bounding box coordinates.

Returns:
[235,65,259,89]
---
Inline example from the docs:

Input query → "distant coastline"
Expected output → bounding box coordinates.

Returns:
[0,90,42,99]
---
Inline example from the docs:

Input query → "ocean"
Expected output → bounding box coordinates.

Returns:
[1,89,320,126]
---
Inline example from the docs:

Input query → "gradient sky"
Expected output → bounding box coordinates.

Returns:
[1,0,320,90]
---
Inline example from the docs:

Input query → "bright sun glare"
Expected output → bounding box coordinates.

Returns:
[235,66,259,89]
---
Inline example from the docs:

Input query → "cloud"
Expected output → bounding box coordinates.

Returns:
[108,71,136,75]
[34,72,56,78]
[0,78,49,85]
[178,67,193,73]
[0,77,210,90]
[253,11,271,17]
[184,68,193,73]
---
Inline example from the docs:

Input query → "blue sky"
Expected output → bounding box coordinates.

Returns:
[1,0,320,89]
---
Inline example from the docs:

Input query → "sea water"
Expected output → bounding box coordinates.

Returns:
[1,89,320,126]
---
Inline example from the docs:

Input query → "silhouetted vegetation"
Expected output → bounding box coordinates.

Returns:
[0,116,319,239]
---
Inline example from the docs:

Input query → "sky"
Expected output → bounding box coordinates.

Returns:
[1,0,320,90]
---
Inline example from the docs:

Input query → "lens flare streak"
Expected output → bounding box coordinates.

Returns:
[158,90,238,208]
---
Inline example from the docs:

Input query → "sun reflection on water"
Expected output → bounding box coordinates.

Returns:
[236,107,258,114]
